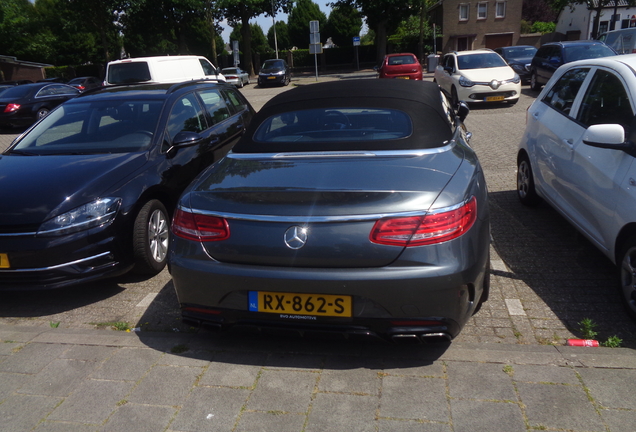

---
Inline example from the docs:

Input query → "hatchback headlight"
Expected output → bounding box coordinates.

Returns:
[459,75,474,87]
[38,197,121,236]
[506,74,521,84]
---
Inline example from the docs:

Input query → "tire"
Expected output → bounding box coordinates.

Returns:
[37,107,50,120]
[530,72,542,91]
[239,79,244,88]
[132,199,169,275]
[284,74,290,86]
[619,235,636,321]
[247,77,251,85]
[451,86,459,107]
[517,153,541,206]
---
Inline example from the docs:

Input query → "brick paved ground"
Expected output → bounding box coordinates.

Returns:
[1,74,635,349]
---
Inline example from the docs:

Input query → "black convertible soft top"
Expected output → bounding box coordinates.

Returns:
[233,79,455,153]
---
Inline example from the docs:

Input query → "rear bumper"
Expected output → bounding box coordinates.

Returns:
[169,240,489,340]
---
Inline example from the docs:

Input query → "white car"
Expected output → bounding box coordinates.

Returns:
[517,54,636,320]
[434,49,521,105]
[221,67,250,88]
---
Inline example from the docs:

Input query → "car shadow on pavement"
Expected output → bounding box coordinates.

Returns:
[489,190,636,348]
[0,280,126,320]
[135,279,452,368]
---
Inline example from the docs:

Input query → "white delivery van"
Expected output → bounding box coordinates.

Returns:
[599,28,636,54]
[104,55,226,85]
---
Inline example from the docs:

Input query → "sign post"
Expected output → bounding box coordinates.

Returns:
[353,36,360,70]
[232,41,239,67]
[309,20,322,81]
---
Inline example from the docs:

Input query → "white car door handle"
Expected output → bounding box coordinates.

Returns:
[563,138,574,146]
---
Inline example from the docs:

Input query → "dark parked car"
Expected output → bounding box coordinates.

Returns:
[377,53,423,80]
[0,83,80,128]
[494,45,537,82]
[258,59,291,87]
[0,81,255,290]
[168,80,491,343]
[67,76,102,92]
[529,41,616,90]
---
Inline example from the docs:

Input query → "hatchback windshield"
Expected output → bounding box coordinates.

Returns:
[458,53,508,70]
[564,44,616,62]
[504,47,537,58]
[11,99,163,154]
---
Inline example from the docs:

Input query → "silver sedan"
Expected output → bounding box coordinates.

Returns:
[221,67,250,88]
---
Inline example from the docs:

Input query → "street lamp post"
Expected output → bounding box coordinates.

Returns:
[272,0,279,59]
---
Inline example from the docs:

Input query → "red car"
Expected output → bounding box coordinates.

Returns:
[377,53,422,80]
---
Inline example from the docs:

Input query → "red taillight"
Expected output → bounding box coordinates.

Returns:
[226,75,237,79]
[76,85,85,90]
[172,208,230,242]
[370,197,477,247]
[4,103,20,113]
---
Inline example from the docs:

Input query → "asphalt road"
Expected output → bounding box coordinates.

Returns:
[1,76,635,349]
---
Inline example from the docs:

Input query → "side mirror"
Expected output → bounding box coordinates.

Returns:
[444,66,454,74]
[583,124,636,156]
[457,101,470,122]
[173,131,203,146]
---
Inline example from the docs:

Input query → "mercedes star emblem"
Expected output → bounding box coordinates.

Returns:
[284,226,308,249]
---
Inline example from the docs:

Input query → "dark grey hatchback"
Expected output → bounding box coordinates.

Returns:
[0,81,254,290]
[168,80,490,343]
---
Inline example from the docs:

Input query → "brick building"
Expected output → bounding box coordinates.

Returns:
[0,55,51,83]
[429,0,524,53]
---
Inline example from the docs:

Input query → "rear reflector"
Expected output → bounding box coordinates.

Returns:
[370,196,477,246]
[172,208,230,242]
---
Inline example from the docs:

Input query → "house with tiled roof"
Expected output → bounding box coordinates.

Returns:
[556,0,636,39]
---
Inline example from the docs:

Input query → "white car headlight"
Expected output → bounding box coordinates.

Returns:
[459,75,474,87]
[38,197,121,236]
[507,74,521,84]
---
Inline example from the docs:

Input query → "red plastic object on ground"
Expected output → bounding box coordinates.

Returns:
[567,339,599,347]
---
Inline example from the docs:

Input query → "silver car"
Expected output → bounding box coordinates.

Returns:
[517,54,636,321]
[221,67,250,88]
[168,80,491,343]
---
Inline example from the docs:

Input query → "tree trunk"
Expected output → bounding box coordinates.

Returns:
[241,12,254,76]
[375,20,388,64]
[210,23,218,66]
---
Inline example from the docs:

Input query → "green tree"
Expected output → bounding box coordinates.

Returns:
[287,0,327,49]
[230,23,270,55]
[268,20,291,51]
[0,0,40,62]
[120,0,209,57]
[331,0,418,62]
[66,0,121,63]
[219,0,292,76]
[388,14,432,53]
[324,4,362,47]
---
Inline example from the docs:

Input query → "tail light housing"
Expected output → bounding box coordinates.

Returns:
[4,103,20,113]
[172,208,230,242]
[370,196,477,247]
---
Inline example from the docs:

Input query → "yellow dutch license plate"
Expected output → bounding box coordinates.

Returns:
[396,76,410,79]
[486,95,505,102]
[0,253,10,269]
[249,291,352,317]
[267,76,276,80]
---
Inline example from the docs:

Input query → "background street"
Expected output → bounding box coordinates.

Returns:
[1,74,635,349]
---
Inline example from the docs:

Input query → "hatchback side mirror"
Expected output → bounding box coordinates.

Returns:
[583,124,636,156]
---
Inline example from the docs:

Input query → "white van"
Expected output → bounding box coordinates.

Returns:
[104,55,225,86]
[599,28,636,54]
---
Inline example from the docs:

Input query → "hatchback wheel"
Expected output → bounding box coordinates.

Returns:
[451,86,459,107]
[517,154,541,206]
[619,236,636,320]
[133,199,169,274]
[530,72,541,91]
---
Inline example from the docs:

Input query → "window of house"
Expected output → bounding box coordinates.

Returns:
[478,2,487,20]
[459,4,469,21]
[599,21,609,34]
[496,2,506,18]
